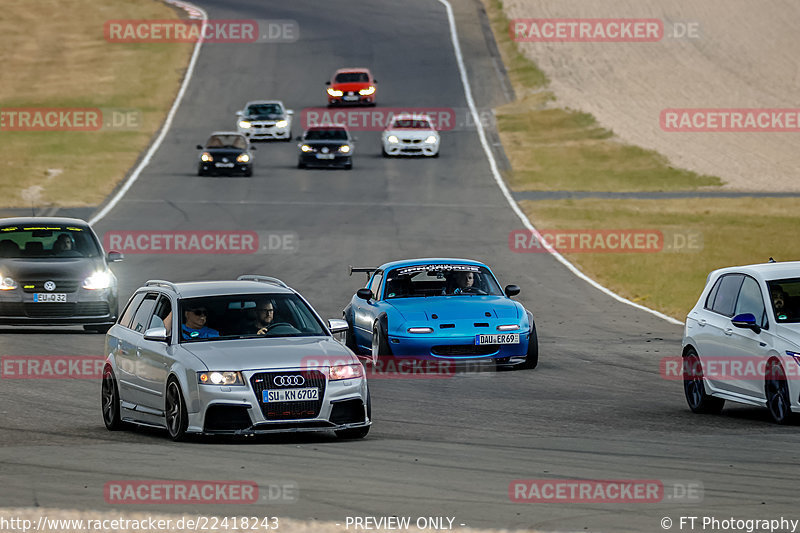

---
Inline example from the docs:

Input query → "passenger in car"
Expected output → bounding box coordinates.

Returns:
[181,305,219,340]
[771,287,793,320]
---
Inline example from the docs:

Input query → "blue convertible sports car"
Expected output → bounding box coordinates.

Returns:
[342,259,538,369]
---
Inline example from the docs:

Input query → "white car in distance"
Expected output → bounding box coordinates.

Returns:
[236,100,293,141]
[381,113,440,157]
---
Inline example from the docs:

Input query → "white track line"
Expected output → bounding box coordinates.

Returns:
[89,0,208,225]
[436,0,683,326]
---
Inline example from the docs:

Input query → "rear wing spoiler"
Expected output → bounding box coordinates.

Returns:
[348,266,377,281]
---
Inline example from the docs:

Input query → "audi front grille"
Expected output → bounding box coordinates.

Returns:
[250,370,327,421]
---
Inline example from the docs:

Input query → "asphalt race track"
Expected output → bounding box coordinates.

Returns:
[1,1,798,531]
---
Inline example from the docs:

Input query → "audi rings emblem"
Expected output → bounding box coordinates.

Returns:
[44,281,56,292]
[274,375,305,387]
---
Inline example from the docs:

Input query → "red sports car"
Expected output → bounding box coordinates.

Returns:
[326,68,377,106]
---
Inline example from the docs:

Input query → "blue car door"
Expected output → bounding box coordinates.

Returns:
[353,271,384,351]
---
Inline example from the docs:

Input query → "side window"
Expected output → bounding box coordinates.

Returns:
[148,295,173,335]
[704,277,721,310]
[131,293,158,334]
[119,292,146,329]
[368,271,383,299]
[711,274,744,317]
[734,276,768,328]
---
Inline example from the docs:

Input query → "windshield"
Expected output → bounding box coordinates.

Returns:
[334,72,369,83]
[245,104,282,117]
[767,278,800,323]
[205,134,247,149]
[383,264,503,298]
[304,128,348,141]
[0,224,102,258]
[178,293,326,342]
[393,118,432,129]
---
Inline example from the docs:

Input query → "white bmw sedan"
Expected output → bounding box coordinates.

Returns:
[682,260,800,423]
[381,113,440,157]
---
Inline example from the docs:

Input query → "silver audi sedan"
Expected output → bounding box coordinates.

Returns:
[101,276,371,441]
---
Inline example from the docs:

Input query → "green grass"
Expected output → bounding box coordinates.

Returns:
[0,0,193,208]
[520,197,800,318]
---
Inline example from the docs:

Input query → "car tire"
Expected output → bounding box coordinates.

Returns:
[683,348,725,414]
[765,360,795,424]
[335,391,371,439]
[381,147,390,158]
[344,315,360,354]
[165,378,189,441]
[372,318,392,358]
[101,366,124,431]
[243,168,253,177]
[344,161,352,170]
[197,168,205,177]
[433,150,440,158]
[297,161,306,169]
[283,133,292,142]
[518,324,538,370]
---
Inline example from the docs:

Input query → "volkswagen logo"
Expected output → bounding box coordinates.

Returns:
[321,147,329,154]
[221,157,229,163]
[43,281,56,292]
[274,375,305,387]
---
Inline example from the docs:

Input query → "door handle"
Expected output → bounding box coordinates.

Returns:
[724,328,733,336]
[759,341,767,347]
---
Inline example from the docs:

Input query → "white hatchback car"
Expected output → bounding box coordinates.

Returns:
[381,113,440,157]
[682,260,800,423]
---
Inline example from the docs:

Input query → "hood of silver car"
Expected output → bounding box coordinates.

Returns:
[181,336,358,371]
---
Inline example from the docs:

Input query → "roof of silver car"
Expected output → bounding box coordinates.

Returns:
[143,279,294,298]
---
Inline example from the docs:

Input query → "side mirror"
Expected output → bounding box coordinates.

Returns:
[286,110,294,115]
[107,251,124,263]
[295,135,302,141]
[143,326,169,343]
[504,284,520,297]
[327,318,349,334]
[325,80,331,85]
[732,313,760,333]
[250,145,257,150]
[373,79,378,83]
[196,144,203,150]
[235,111,243,117]
[357,288,373,301]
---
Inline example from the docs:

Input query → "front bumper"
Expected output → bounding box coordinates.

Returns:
[0,287,117,325]
[239,123,290,140]
[388,332,530,360]
[328,94,375,106]
[383,140,439,156]
[198,162,252,175]
[187,368,370,435]
[298,153,352,168]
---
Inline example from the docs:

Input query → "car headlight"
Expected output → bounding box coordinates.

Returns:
[329,364,364,381]
[0,276,17,290]
[237,153,250,163]
[339,145,351,153]
[83,270,112,290]
[327,88,343,97]
[200,152,213,162]
[425,135,438,144]
[198,371,245,386]
[497,324,520,331]
[300,145,312,152]
[387,135,399,144]
[276,120,288,128]
[407,327,433,334]
[238,120,251,129]
[359,86,376,96]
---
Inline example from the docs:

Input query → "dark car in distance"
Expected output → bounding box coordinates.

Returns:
[297,124,354,170]
[196,132,255,177]
[0,217,123,331]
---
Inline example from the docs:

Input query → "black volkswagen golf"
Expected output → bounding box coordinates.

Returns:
[0,217,122,332]
[196,131,254,176]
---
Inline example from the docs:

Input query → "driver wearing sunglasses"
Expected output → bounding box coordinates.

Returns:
[181,304,220,340]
